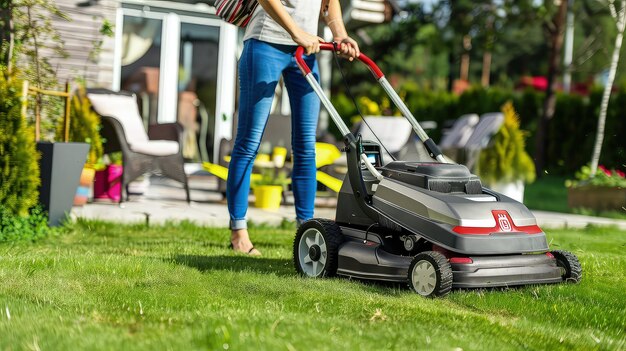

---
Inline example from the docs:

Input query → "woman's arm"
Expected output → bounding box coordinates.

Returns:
[257,0,324,55]
[322,0,360,60]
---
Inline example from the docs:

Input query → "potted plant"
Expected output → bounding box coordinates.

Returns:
[476,102,536,202]
[251,147,290,210]
[56,86,104,206]
[93,152,123,202]
[27,82,89,226]
[252,169,289,210]
[566,165,626,211]
[6,0,88,226]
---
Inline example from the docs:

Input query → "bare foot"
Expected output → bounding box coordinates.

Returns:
[231,229,261,256]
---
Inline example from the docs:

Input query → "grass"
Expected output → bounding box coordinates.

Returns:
[1,220,625,350]
[524,176,571,213]
[524,176,626,220]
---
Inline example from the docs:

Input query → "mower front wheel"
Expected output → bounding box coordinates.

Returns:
[408,251,453,297]
[551,250,582,283]
[293,219,343,278]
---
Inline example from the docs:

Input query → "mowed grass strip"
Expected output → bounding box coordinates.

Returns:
[1,220,624,350]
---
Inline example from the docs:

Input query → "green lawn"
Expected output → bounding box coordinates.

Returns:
[1,220,625,350]
[524,176,571,213]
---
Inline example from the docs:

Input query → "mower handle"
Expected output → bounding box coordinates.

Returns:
[294,42,447,164]
[295,43,384,79]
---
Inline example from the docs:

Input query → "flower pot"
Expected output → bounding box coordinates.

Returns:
[37,141,89,226]
[568,186,626,211]
[106,164,123,202]
[253,185,283,209]
[489,180,525,203]
[93,169,109,200]
[73,168,96,206]
[93,165,123,202]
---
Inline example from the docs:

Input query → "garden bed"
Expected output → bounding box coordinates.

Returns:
[568,186,626,212]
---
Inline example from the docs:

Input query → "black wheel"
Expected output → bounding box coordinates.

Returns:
[293,219,343,278]
[408,251,453,297]
[551,250,582,283]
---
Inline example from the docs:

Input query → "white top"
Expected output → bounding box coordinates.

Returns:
[243,0,323,46]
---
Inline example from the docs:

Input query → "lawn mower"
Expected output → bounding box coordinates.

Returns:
[292,43,582,297]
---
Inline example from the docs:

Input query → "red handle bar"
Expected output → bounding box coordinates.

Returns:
[295,42,384,79]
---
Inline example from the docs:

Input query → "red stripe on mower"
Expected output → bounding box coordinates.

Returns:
[452,210,543,235]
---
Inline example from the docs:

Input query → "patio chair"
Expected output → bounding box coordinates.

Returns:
[353,116,438,163]
[439,113,480,164]
[463,112,505,171]
[86,88,190,203]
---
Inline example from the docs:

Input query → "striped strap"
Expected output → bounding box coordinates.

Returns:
[215,0,259,27]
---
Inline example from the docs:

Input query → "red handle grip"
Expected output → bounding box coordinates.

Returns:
[295,42,384,79]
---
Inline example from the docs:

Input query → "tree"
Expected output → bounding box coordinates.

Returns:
[589,0,626,176]
[8,0,69,141]
[534,0,569,176]
[0,0,15,76]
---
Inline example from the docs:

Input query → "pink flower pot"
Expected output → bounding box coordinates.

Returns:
[94,169,109,199]
[107,164,123,202]
[93,165,123,202]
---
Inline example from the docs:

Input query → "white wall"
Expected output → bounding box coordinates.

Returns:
[38,0,119,88]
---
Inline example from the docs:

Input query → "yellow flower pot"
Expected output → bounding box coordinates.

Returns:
[253,185,283,209]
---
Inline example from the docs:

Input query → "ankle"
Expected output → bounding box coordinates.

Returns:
[231,229,250,243]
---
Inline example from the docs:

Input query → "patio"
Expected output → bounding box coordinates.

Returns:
[70,172,338,228]
[71,173,626,230]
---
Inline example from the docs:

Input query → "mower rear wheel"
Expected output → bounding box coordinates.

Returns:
[408,251,453,297]
[551,250,582,283]
[293,219,343,278]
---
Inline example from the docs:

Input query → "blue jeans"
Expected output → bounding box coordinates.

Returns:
[227,39,320,230]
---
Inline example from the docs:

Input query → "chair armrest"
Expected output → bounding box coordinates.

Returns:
[148,123,183,142]
[420,120,438,131]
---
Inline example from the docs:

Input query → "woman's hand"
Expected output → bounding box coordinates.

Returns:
[292,29,324,55]
[258,0,323,55]
[334,36,360,61]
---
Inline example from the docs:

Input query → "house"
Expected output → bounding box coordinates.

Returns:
[44,0,395,164]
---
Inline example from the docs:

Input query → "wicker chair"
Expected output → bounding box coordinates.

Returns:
[87,89,190,203]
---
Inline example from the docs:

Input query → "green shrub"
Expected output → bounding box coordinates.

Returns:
[457,86,514,116]
[330,84,626,175]
[55,85,103,166]
[402,86,459,141]
[0,206,49,242]
[251,168,289,187]
[545,92,592,173]
[566,165,626,188]
[476,102,536,185]
[598,87,626,169]
[0,71,40,216]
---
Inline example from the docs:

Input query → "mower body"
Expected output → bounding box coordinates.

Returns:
[333,154,563,288]
[292,43,579,295]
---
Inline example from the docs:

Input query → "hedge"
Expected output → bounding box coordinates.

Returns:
[331,85,625,175]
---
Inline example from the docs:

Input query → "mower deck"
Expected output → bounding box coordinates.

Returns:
[335,233,563,288]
